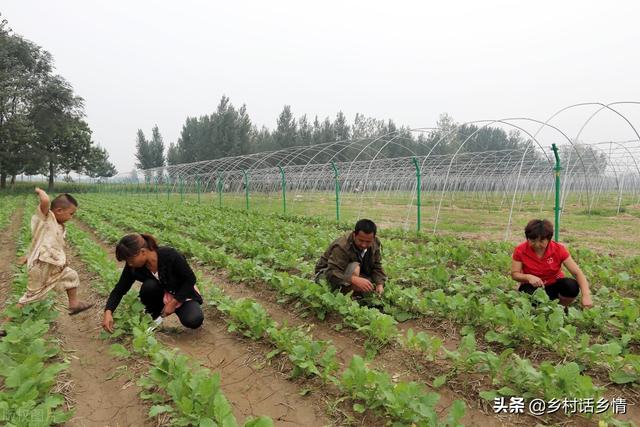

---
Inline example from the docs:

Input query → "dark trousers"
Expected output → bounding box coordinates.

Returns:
[519,278,580,300]
[139,279,204,329]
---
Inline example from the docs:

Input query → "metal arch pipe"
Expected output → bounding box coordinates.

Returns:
[432,119,568,233]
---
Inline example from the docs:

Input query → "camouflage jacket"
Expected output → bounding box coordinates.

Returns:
[315,232,386,288]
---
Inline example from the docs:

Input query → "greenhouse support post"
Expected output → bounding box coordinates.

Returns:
[412,156,422,233]
[196,178,201,203]
[551,143,561,242]
[331,161,340,223]
[278,166,287,215]
[242,169,249,211]
[217,173,223,208]
[179,177,184,203]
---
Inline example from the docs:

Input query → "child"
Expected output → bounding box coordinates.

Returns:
[0,188,93,336]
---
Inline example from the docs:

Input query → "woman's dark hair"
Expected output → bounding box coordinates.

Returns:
[115,233,159,261]
[354,219,377,235]
[524,219,554,241]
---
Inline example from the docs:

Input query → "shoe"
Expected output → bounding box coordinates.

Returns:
[0,329,6,338]
[146,316,163,333]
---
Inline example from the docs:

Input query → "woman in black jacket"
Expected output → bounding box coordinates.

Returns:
[102,233,204,333]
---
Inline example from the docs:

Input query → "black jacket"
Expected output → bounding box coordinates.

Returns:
[104,246,202,312]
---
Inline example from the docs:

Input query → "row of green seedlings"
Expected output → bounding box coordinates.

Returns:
[82,195,640,348]
[202,201,640,348]
[383,276,640,386]
[379,238,640,345]
[70,202,584,356]
[80,198,640,387]
[76,206,625,424]
[84,193,640,298]
[80,193,640,344]
[208,282,466,426]
[77,205,400,353]
[249,196,640,293]
[0,195,23,230]
[65,223,273,427]
[161,199,640,383]
[0,201,72,425]
[70,215,467,426]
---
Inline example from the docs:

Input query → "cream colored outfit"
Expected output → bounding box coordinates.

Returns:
[18,206,79,304]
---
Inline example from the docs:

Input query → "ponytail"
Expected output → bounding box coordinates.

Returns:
[115,233,159,261]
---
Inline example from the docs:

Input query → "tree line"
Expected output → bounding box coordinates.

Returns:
[135,96,543,172]
[0,16,116,189]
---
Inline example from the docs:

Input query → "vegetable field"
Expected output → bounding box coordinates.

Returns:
[0,193,639,426]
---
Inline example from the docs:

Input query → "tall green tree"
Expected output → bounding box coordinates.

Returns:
[175,117,201,163]
[166,142,180,165]
[297,114,312,146]
[333,111,350,141]
[0,114,37,186]
[84,145,117,178]
[273,105,297,149]
[209,98,252,158]
[0,17,52,187]
[134,129,152,169]
[318,117,335,144]
[28,75,92,190]
[175,96,253,162]
[1,17,116,188]
[250,125,273,152]
[149,125,166,167]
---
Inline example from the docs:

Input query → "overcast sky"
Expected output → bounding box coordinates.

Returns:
[3,0,639,173]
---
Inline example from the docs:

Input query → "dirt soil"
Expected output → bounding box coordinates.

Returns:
[0,208,23,308]
[58,248,154,427]
[72,217,527,426]
[0,209,153,426]
[72,219,331,426]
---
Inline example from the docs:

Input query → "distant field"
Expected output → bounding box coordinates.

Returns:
[3,182,640,254]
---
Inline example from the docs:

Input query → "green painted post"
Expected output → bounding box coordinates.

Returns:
[412,157,422,233]
[196,178,201,203]
[179,178,184,203]
[278,166,287,215]
[155,177,159,199]
[331,161,340,224]
[551,144,562,242]
[167,177,172,200]
[242,170,249,211]
[217,173,224,208]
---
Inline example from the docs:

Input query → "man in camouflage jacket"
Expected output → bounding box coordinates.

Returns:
[315,219,386,295]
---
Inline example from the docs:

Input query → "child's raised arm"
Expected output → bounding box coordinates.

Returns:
[35,187,50,216]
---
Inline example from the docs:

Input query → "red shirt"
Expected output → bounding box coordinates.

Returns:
[512,240,570,286]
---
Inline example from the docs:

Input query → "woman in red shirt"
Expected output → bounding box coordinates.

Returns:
[511,219,593,309]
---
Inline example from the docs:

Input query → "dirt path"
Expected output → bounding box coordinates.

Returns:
[0,207,24,309]
[159,316,329,425]
[0,208,152,425]
[204,268,365,366]
[72,219,332,426]
[73,218,519,425]
[57,248,153,427]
